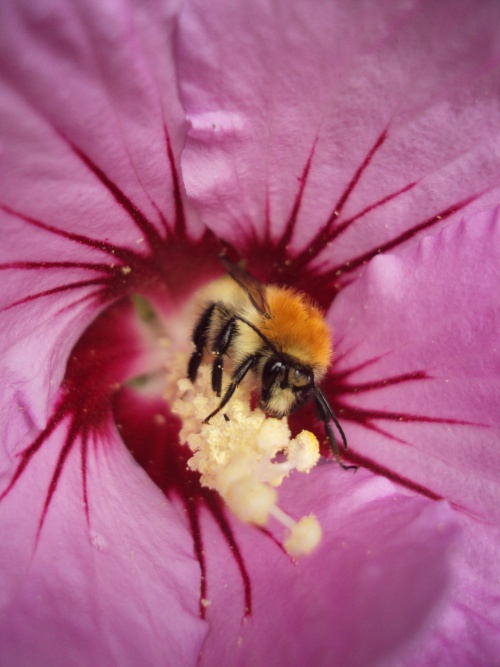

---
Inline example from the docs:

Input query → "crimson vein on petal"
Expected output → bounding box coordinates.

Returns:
[242,127,481,311]
[0,128,253,617]
[114,387,252,618]
[291,129,390,268]
[0,115,489,620]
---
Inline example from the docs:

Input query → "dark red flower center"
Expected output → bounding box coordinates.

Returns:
[1,127,474,616]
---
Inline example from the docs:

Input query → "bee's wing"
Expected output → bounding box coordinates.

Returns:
[219,256,270,317]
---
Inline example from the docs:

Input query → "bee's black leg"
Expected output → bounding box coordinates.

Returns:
[204,355,258,423]
[211,316,238,397]
[188,303,216,383]
[313,387,358,471]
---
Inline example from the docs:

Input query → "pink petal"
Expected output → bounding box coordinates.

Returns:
[399,517,500,666]
[0,1,210,661]
[0,298,207,664]
[178,0,500,269]
[197,468,458,667]
[331,208,500,522]
[0,0,189,239]
[1,1,497,665]
[0,0,207,423]
[0,422,206,666]
[330,208,500,661]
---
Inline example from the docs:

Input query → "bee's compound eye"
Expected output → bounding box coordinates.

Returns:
[290,367,313,388]
[262,358,286,391]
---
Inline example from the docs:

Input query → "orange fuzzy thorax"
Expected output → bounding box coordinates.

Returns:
[260,286,332,373]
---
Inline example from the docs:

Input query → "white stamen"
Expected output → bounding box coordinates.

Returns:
[168,353,323,557]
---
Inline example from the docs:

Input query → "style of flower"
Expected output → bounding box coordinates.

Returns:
[1,0,499,666]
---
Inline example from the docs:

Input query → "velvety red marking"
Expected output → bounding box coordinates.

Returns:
[2,295,251,617]
[234,129,479,311]
[261,191,272,241]
[0,132,238,617]
[298,194,477,309]
[63,136,164,253]
[239,129,390,286]
[329,363,482,431]
[0,128,239,614]
[326,352,400,384]
[339,449,444,502]
[0,121,219,370]
[2,278,107,312]
[164,126,187,238]
[339,403,477,428]
[279,139,317,250]
[1,120,485,623]
[1,203,138,264]
[112,386,252,619]
[319,180,417,247]
[240,129,389,275]
[292,130,388,269]
[0,261,115,273]
[324,196,477,280]
[0,405,67,506]
[290,362,483,488]
[0,300,142,534]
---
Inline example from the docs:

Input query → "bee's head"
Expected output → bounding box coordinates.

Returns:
[259,355,314,417]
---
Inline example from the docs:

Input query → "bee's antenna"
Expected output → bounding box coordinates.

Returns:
[313,386,358,471]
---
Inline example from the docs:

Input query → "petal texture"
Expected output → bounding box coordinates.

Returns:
[2,1,499,666]
[331,208,500,522]
[197,468,458,667]
[0,0,188,238]
[0,300,207,666]
[178,0,500,272]
[330,208,500,663]
[0,1,210,661]
[0,0,201,423]
[0,424,206,667]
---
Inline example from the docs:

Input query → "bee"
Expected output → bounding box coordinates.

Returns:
[188,258,356,470]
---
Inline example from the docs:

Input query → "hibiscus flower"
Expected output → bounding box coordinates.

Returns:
[1,0,499,666]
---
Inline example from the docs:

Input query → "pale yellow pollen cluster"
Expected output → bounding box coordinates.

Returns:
[168,354,323,557]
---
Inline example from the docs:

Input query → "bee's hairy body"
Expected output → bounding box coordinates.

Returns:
[197,276,330,416]
[188,261,356,470]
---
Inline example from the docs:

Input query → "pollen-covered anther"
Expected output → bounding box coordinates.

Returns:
[287,430,321,472]
[225,479,277,526]
[168,355,323,557]
[284,514,322,557]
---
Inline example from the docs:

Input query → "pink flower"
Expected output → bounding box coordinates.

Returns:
[1,0,499,665]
